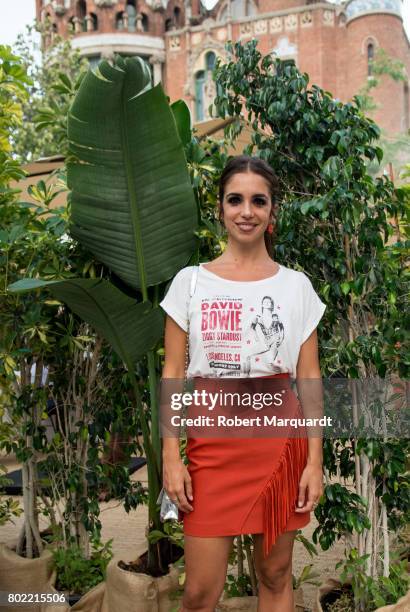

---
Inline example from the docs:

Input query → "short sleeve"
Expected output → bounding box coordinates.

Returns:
[159,267,192,333]
[300,273,327,343]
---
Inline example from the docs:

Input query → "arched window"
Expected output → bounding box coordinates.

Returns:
[90,12,98,30]
[195,70,205,122]
[68,16,75,32]
[367,42,374,76]
[404,82,409,132]
[230,0,246,19]
[76,0,87,31]
[77,0,86,18]
[141,13,149,31]
[165,17,173,31]
[195,51,218,121]
[218,4,228,21]
[245,0,257,16]
[116,11,124,30]
[174,6,182,27]
[205,51,216,71]
[127,0,137,32]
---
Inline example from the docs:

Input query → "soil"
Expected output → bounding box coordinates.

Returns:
[320,585,354,612]
[118,542,184,577]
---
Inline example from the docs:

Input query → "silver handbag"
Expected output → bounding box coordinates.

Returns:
[158,265,199,522]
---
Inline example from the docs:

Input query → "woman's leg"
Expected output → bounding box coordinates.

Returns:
[180,534,235,612]
[252,530,297,612]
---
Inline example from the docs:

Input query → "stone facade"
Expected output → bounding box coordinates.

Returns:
[36,0,410,134]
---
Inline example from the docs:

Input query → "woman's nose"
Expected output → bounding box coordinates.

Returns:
[241,201,253,216]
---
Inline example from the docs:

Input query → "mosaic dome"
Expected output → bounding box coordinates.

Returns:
[345,0,402,20]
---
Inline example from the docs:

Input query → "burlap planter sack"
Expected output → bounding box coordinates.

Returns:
[374,588,410,611]
[104,557,185,612]
[0,543,55,612]
[39,581,69,612]
[215,586,304,611]
[315,577,410,612]
[105,558,158,612]
[40,581,108,612]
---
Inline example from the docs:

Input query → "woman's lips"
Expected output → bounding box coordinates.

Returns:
[236,223,257,232]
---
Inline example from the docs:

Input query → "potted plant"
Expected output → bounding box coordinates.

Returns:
[1,64,146,612]
[9,53,197,608]
[50,539,112,606]
[315,548,410,611]
[0,45,61,611]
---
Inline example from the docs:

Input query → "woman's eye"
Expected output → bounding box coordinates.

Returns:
[226,196,267,205]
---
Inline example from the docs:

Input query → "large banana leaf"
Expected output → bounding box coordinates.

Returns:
[67,55,197,292]
[8,278,164,367]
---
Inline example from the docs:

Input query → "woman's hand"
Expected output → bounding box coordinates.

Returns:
[294,462,323,513]
[163,454,194,514]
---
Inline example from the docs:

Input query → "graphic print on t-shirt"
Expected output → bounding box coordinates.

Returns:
[200,296,243,376]
[200,293,285,377]
[242,295,285,376]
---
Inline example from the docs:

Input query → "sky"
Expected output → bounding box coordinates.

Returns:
[0,0,409,48]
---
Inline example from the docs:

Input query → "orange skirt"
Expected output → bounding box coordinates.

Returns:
[178,373,311,559]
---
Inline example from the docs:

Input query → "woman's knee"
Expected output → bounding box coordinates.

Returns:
[257,561,292,593]
[183,580,223,610]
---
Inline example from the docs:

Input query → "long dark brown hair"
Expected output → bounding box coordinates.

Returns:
[217,155,280,257]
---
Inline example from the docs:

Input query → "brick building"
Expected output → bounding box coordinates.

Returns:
[36,0,410,135]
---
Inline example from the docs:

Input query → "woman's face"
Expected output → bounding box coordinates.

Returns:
[221,171,273,244]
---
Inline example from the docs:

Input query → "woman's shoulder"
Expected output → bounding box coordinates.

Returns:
[276,266,317,298]
[167,266,198,292]
[172,265,198,279]
[277,263,305,282]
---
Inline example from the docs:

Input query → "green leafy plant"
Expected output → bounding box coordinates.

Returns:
[0,467,23,526]
[224,572,254,598]
[52,538,113,595]
[211,38,409,609]
[1,171,149,557]
[335,549,410,611]
[292,563,321,591]
[8,53,198,574]
[312,483,371,551]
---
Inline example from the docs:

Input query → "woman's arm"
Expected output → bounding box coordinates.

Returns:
[160,314,194,513]
[294,329,324,513]
[161,314,187,459]
[295,328,323,466]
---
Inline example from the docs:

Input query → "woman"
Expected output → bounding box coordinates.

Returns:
[160,155,326,612]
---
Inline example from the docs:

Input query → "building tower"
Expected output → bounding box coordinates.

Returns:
[35,0,410,134]
[342,0,410,133]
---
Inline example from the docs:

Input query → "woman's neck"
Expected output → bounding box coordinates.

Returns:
[216,240,273,268]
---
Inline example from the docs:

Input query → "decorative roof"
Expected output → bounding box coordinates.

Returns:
[344,0,402,20]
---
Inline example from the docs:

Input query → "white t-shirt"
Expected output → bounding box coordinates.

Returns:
[159,262,326,378]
